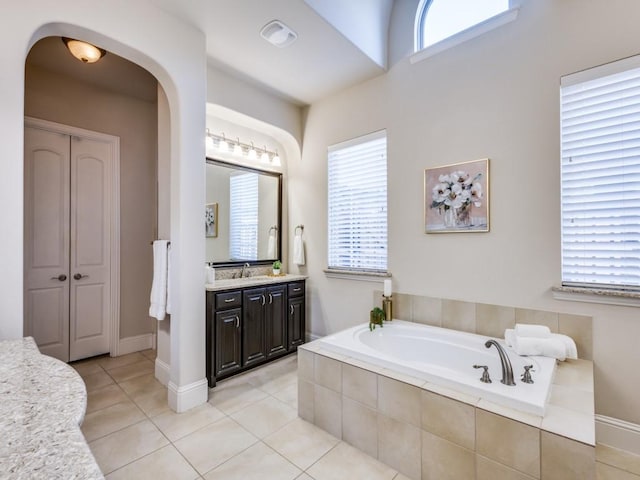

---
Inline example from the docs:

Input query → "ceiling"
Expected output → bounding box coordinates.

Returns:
[26,1,394,107]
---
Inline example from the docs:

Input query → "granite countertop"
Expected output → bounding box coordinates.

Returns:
[0,337,103,479]
[205,273,307,292]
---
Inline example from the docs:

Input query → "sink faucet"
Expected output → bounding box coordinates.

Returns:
[241,263,250,278]
[485,340,516,386]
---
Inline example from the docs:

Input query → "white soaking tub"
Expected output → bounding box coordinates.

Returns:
[317,320,556,416]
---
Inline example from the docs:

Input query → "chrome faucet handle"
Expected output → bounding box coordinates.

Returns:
[473,365,492,383]
[521,365,534,384]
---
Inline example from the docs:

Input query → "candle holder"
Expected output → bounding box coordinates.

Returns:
[382,295,393,322]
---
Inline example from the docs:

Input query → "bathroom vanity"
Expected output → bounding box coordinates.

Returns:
[205,274,306,387]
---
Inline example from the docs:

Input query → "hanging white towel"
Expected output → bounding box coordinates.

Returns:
[149,240,170,320]
[165,243,172,315]
[293,232,305,266]
[267,230,277,259]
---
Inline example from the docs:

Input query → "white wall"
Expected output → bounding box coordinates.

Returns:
[292,0,640,425]
[1,0,207,412]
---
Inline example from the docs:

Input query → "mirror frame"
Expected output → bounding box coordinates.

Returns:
[206,157,283,267]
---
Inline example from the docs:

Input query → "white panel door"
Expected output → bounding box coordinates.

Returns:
[24,125,113,362]
[69,136,112,361]
[24,127,71,361]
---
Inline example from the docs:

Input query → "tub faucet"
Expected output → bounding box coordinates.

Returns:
[241,262,250,278]
[484,340,516,386]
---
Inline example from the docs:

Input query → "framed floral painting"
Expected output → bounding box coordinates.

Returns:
[205,203,218,238]
[424,158,489,233]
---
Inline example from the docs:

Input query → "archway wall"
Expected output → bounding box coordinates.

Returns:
[1,1,207,410]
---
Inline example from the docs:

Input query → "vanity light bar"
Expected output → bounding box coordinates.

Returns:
[206,131,281,166]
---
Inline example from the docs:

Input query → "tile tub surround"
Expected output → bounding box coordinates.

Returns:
[0,337,103,479]
[374,291,593,361]
[298,344,596,480]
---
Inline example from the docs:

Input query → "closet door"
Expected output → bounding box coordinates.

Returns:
[69,135,111,361]
[24,127,71,361]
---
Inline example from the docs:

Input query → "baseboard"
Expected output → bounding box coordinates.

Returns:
[118,333,154,356]
[596,414,640,456]
[155,358,170,387]
[168,378,208,413]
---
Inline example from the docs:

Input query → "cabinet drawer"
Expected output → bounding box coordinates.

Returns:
[215,290,242,310]
[288,282,305,297]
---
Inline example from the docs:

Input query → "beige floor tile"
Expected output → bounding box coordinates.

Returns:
[98,352,146,371]
[86,383,129,414]
[106,444,199,480]
[306,442,397,480]
[208,381,269,415]
[597,444,640,476]
[597,462,640,480]
[72,361,104,378]
[265,418,340,470]
[393,474,413,480]
[256,370,298,395]
[119,373,166,397]
[273,382,298,409]
[174,416,258,475]
[203,441,301,480]
[152,402,225,441]
[83,370,116,392]
[132,387,170,417]
[140,349,157,361]
[231,395,297,438]
[89,419,168,474]
[82,400,146,441]
[107,360,154,383]
[295,474,314,480]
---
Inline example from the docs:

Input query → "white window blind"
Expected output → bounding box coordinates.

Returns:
[230,172,259,261]
[328,130,388,273]
[561,57,640,291]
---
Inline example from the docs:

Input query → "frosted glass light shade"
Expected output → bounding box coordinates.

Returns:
[62,38,106,63]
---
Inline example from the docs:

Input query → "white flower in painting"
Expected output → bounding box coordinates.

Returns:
[438,174,450,183]
[470,182,483,207]
[445,183,464,208]
[205,207,214,226]
[432,183,450,203]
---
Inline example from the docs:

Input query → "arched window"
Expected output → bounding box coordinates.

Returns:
[415,0,509,51]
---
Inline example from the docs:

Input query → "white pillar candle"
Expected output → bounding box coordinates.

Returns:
[384,279,392,297]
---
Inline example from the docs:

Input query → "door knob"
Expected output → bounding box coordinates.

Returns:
[73,273,89,280]
[51,274,67,281]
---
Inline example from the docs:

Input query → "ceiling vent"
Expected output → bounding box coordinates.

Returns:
[260,20,297,48]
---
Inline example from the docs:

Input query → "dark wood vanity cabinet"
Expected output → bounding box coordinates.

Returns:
[206,280,305,387]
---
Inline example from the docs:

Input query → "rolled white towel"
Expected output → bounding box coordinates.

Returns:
[515,323,551,338]
[552,333,578,360]
[512,336,567,361]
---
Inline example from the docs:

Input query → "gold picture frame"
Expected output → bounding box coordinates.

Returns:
[424,158,489,233]
[205,203,218,238]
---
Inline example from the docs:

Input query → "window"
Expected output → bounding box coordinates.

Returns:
[229,172,258,261]
[415,0,509,51]
[328,130,387,273]
[561,56,640,291]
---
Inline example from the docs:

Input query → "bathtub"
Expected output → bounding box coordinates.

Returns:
[317,320,556,416]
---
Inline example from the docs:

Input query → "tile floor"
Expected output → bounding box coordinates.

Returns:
[73,350,640,480]
[73,351,401,479]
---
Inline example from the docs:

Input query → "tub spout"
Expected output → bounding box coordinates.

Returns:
[484,340,516,386]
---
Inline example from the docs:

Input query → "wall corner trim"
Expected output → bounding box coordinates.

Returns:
[168,378,208,413]
[154,357,170,387]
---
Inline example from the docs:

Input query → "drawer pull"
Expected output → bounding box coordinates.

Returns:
[290,305,294,315]
[224,298,235,303]
[235,316,240,328]
[261,294,266,306]
[268,293,273,304]
[293,287,301,292]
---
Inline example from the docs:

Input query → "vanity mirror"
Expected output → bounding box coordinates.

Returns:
[206,158,282,266]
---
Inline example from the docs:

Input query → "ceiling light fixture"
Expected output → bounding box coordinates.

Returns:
[248,142,257,160]
[234,138,243,156]
[260,20,297,48]
[62,37,106,63]
[261,146,270,163]
[218,133,229,152]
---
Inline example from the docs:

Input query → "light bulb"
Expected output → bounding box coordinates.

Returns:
[261,146,270,163]
[248,143,257,160]
[234,138,242,155]
[272,151,281,167]
[219,133,229,152]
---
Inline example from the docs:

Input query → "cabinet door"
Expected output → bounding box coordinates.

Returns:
[243,288,267,367]
[288,296,305,350]
[215,308,242,378]
[266,285,287,359]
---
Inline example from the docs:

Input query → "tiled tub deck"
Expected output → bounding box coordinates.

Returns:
[298,341,595,480]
